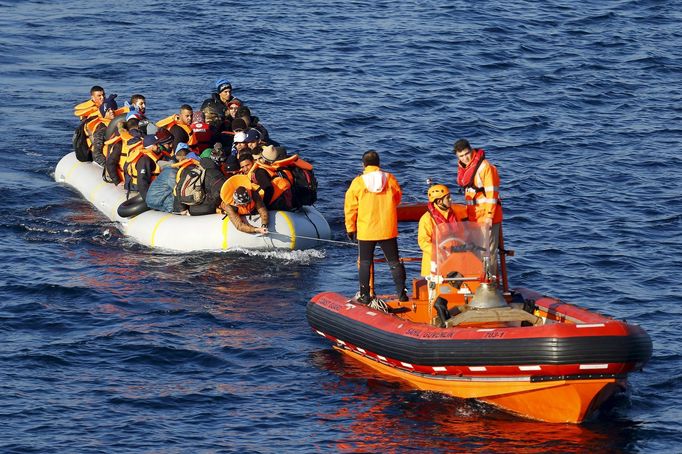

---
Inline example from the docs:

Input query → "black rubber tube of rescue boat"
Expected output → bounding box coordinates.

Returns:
[117,194,149,218]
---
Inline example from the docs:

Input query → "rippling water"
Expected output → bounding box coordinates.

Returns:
[1,0,681,452]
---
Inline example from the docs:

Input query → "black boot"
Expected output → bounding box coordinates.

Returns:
[390,262,408,302]
[434,297,451,327]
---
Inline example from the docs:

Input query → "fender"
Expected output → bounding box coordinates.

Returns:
[117,194,150,218]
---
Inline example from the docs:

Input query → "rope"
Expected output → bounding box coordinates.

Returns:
[267,232,423,255]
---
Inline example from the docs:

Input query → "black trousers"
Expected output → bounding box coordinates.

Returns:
[358,238,406,297]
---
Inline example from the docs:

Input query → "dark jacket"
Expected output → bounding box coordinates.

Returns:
[91,122,107,166]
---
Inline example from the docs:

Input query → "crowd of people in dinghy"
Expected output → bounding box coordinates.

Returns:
[72,79,317,235]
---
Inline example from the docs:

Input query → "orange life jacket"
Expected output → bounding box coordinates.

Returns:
[124,146,162,189]
[74,99,98,120]
[157,115,193,137]
[249,161,292,206]
[220,174,257,215]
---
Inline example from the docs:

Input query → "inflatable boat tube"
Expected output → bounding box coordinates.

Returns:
[117,194,149,218]
[54,152,332,252]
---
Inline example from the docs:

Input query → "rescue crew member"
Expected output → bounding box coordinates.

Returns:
[344,150,408,306]
[454,138,503,277]
[417,184,466,325]
[219,174,269,235]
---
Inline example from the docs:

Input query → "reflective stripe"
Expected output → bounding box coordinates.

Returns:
[467,198,498,205]
[483,185,499,192]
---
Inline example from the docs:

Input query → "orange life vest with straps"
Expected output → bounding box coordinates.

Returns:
[124,146,163,189]
[249,160,293,207]
[84,116,110,150]
[220,174,257,215]
[74,100,98,120]
[256,154,316,206]
[157,115,193,137]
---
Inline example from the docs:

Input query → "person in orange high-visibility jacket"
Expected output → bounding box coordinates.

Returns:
[344,150,408,305]
[454,138,503,278]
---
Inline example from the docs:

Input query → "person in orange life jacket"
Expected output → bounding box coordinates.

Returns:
[157,104,194,152]
[454,138,503,278]
[125,127,174,200]
[90,94,118,166]
[418,184,466,325]
[344,150,408,304]
[252,145,293,211]
[104,110,142,185]
[128,94,149,134]
[74,85,106,120]
[218,175,269,235]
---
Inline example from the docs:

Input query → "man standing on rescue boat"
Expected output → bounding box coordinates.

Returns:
[345,150,408,306]
[454,138,503,277]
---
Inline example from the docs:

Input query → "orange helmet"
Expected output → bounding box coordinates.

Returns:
[428,184,450,203]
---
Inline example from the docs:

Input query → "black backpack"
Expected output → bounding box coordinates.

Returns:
[289,165,317,206]
[73,119,91,162]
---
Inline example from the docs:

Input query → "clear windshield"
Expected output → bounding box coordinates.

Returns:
[432,221,487,279]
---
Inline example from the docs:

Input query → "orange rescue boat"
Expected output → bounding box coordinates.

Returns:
[307,217,652,423]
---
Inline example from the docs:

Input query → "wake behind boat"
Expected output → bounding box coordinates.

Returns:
[55,152,331,252]
[307,214,652,423]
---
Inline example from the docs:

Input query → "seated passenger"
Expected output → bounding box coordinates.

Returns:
[224,99,242,130]
[103,110,142,184]
[187,112,217,155]
[250,146,294,211]
[200,78,239,119]
[123,127,173,200]
[258,146,317,208]
[128,94,149,134]
[234,105,274,145]
[145,148,190,213]
[74,85,106,120]
[243,128,263,158]
[173,146,229,216]
[156,104,194,152]
[86,94,118,166]
[219,174,269,235]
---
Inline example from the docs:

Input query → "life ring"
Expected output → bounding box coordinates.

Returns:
[117,194,149,218]
[105,113,127,140]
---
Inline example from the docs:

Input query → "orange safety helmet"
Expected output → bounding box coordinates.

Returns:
[428,184,450,203]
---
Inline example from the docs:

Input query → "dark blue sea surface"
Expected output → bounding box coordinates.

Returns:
[1,0,680,452]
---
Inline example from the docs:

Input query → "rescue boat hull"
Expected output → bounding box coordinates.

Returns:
[54,152,331,251]
[307,290,652,423]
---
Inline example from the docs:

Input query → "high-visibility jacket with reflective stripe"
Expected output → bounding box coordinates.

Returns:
[464,159,503,224]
